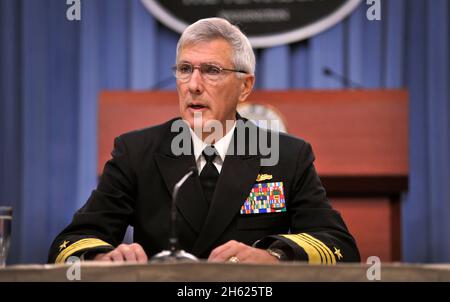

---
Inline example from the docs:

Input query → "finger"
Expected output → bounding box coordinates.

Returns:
[92,253,108,261]
[217,242,254,263]
[209,240,241,260]
[117,244,137,262]
[234,248,253,263]
[108,250,125,262]
[130,243,148,263]
[210,242,243,262]
[208,241,235,261]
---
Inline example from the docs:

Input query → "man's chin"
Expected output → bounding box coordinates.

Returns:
[184,115,221,132]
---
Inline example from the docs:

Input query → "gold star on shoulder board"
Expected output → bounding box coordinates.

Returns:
[59,240,69,251]
[333,247,343,260]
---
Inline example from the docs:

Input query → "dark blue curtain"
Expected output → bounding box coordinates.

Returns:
[1,0,449,264]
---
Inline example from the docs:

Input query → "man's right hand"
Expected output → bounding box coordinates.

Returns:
[92,243,148,263]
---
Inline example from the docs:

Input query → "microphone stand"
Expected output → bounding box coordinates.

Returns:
[150,168,199,263]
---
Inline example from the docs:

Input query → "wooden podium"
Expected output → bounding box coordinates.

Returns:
[99,90,408,262]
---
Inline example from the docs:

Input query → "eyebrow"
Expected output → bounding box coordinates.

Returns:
[178,60,225,66]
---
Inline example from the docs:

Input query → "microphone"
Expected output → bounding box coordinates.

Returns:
[322,67,363,89]
[150,167,199,262]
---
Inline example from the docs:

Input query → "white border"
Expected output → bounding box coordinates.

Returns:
[141,0,361,48]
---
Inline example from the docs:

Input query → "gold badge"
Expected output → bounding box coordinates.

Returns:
[59,240,69,251]
[256,174,273,182]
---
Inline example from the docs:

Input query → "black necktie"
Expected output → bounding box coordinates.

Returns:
[199,145,219,206]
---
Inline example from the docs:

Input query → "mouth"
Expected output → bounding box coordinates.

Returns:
[187,103,208,111]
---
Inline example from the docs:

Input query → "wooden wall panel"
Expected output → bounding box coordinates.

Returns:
[332,198,400,262]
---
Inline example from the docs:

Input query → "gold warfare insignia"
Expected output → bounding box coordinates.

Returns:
[59,240,69,251]
[256,174,273,182]
[334,247,343,260]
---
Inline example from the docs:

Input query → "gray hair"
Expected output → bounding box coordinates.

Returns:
[176,18,256,75]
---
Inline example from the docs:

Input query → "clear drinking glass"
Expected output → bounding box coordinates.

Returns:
[0,207,12,268]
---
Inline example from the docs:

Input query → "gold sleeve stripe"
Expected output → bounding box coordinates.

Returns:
[297,234,332,264]
[301,233,336,264]
[294,234,328,264]
[55,238,112,264]
[281,234,322,264]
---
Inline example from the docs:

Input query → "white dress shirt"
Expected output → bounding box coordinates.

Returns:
[189,122,236,174]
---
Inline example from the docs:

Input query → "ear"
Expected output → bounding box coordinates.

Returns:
[238,74,255,103]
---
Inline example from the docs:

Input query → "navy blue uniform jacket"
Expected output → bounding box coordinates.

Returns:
[48,117,360,264]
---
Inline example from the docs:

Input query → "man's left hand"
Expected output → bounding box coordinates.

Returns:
[208,240,279,264]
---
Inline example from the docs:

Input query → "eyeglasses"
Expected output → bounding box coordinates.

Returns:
[172,63,248,82]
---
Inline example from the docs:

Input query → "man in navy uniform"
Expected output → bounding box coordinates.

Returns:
[48,18,359,264]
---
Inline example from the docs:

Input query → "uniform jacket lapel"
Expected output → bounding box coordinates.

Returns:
[154,124,209,235]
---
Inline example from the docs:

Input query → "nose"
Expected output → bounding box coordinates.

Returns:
[187,68,204,95]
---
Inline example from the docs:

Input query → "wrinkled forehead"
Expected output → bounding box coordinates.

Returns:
[177,38,234,65]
